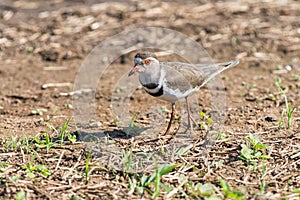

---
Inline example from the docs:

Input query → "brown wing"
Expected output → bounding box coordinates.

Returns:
[161,62,205,91]
[161,60,239,89]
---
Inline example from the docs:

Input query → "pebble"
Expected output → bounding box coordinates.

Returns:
[265,115,278,122]
[90,22,101,30]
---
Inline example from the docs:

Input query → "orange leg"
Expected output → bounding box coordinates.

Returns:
[185,97,197,133]
[163,103,175,135]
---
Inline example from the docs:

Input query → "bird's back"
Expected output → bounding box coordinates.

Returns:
[161,60,239,89]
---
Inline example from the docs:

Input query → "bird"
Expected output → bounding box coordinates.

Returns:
[128,51,239,135]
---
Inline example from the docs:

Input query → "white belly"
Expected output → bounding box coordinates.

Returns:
[157,84,199,103]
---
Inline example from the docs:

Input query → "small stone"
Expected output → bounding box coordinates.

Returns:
[285,65,292,71]
[265,115,278,122]
[38,11,50,18]
[3,10,14,20]
[90,22,101,30]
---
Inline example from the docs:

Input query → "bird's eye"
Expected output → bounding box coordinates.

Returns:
[144,59,151,65]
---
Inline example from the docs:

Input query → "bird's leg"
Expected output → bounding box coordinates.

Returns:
[185,97,197,133]
[163,102,175,135]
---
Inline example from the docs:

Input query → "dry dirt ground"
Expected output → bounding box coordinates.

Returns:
[0,0,299,199]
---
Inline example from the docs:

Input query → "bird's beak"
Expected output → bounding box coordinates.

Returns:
[128,57,143,76]
[128,64,139,76]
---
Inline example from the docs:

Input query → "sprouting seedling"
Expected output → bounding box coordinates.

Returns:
[5,136,20,151]
[240,133,270,165]
[152,160,160,199]
[284,95,297,129]
[60,117,71,144]
[259,161,267,194]
[85,150,91,184]
[219,178,245,200]
[123,147,133,173]
[16,190,26,200]
[67,133,77,144]
[33,132,56,152]
[275,77,297,129]
[22,153,52,178]
[129,112,138,128]
[123,112,139,136]
[199,111,213,130]
[247,133,268,151]
[127,163,179,196]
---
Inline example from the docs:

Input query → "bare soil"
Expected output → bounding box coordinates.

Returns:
[0,0,299,199]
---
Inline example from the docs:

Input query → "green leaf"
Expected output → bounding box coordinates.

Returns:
[26,171,35,179]
[35,165,52,177]
[149,164,180,182]
[60,117,71,144]
[254,143,268,150]
[207,118,213,124]
[152,163,160,199]
[205,195,222,200]
[12,176,19,182]
[226,191,244,200]
[67,133,77,143]
[199,183,214,196]
[16,190,26,200]
[219,178,230,194]
[140,175,149,186]
[292,189,300,194]
[199,111,205,117]
[160,182,171,193]
[136,186,144,194]
[240,145,253,161]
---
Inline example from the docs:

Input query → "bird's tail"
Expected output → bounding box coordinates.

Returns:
[199,60,239,87]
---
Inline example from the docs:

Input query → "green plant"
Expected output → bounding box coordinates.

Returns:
[67,133,77,144]
[85,150,91,184]
[292,189,300,194]
[240,133,269,165]
[20,136,31,154]
[174,144,193,157]
[33,132,56,152]
[259,161,267,194]
[12,176,19,182]
[153,161,160,199]
[275,77,297,129]
[219,178,245,200]
[186,181,221,199]
[60,117,71,144]
[122,147,134,173]
[22,155,52,178]
[128,163,179,197]
[239,134,271,196]
[199,111,213,130]
[5,136,20,151]
[16,190,26,200]
[0,161,9,169]
[123,113,140,136]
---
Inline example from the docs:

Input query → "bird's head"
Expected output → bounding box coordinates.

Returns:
[128,52,160,76]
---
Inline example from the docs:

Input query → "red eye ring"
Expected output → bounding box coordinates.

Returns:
[144,59,151,65]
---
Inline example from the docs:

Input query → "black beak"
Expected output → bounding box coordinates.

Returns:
[128,57,143,76]
[128,64,137,76]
